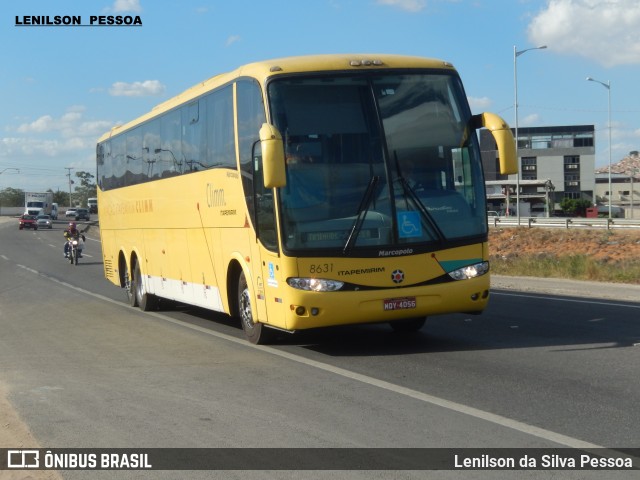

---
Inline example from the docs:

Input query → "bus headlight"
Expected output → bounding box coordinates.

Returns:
[447,261,489,281]
[287,278,344,292]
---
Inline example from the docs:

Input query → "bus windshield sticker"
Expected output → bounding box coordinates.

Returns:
[397,211,422,238]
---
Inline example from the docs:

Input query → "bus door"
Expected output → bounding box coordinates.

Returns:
[251,244,286,329]
[247,151,286,329]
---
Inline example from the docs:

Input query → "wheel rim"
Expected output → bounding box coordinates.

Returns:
[135,280,143,304]
[239,287,254,331]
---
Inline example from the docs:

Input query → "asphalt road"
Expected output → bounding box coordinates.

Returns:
[0,217,639,479]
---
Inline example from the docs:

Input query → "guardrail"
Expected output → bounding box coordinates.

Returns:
[490,216,640,229]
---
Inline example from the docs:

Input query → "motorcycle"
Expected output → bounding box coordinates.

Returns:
[67,237,83,265]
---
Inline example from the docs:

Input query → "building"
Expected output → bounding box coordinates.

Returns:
[594,173,639,218]
[485,179,555,217]
[594,152,640,219]
[480,125,596,215]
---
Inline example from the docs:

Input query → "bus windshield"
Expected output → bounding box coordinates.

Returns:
[268,72,487,254]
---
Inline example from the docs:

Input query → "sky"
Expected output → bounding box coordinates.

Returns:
[1,0,640,192]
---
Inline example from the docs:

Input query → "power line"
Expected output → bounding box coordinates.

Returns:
[496,104,640,114]
[0,164,66,174]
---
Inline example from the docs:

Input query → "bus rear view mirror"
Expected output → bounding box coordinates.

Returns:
[473,112,518,175]
[259,123,286,188]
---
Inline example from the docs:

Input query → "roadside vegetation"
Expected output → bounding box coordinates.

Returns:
[489,227,640,284]
[0,171,96,208]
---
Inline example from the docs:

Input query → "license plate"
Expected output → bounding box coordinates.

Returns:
[383,297,416,311]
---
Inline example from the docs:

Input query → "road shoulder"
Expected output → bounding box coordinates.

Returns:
[492,274,640,303]
[0,383,63,479]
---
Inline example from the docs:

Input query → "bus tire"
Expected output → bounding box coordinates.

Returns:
[389,317,426,333]
[127,264,138,307]
[237,271,273,345]
[131,260,158,311]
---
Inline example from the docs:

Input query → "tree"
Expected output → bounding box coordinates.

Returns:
[559,198,577,216]
[73,171,97,208]
[560,197,593,217]
[0,187,25,207]
[574,199,592,217]
[52,190,69,206]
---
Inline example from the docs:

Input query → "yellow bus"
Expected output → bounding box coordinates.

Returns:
[97,54,516,344]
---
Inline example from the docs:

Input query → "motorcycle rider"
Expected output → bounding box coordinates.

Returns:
[63,222,86,258]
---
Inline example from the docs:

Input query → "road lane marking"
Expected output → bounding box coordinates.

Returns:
[144,312,610,450]
[10,262,627,451]
[492,291,640,309]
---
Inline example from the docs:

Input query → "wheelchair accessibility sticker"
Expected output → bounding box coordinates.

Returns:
[267,262,278,288]
[397,211,422,238]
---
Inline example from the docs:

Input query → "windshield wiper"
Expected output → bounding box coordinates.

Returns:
[395,176,447,243]
[343,175,380,255]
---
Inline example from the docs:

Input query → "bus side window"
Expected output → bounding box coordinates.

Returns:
[252,146,278,248]
[237,79,277,251]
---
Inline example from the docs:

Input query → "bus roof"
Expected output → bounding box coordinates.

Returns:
[97,54,455,143]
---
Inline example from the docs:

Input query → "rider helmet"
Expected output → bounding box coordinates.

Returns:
[68,222,77,230]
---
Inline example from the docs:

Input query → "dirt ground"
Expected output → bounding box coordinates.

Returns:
[489,227,640,264]
[0,384,63,479]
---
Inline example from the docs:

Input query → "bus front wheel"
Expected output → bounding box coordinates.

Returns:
[237,271,273,345]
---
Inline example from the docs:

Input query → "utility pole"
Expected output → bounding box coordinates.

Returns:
[65,167,74,208]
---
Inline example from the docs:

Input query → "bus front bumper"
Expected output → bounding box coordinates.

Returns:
[281,275,490,331]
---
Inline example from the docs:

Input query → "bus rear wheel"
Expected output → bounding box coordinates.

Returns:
[237,271,273,345]
[129,260,158,311]
[389,317,426,333]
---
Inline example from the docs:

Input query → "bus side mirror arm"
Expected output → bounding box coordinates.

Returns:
[259,123,287,188]
[472,113,518,175]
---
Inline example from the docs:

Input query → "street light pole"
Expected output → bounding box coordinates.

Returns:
[630,166,638,219]
[514,45,547,225]
[631,172,634,219]
[586,77,612,219]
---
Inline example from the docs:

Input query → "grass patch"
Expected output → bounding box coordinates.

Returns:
[489,227,640,284]
[490,253,640,284]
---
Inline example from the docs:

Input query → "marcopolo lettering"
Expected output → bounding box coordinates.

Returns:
[378,248,414,257]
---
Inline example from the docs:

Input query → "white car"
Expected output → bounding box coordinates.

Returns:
[65,208,77,218]
[36,214,53,229]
